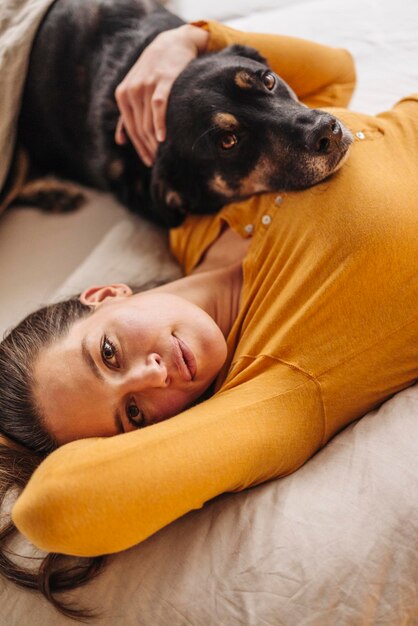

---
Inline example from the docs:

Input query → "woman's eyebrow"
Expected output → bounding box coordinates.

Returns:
[81,338,104,382]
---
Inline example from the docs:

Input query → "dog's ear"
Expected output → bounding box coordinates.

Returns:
[150,160,187,228]
[219,44,267,66]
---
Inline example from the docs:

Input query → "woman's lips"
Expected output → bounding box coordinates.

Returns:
[172,334,197,381]
[177,335,197,379]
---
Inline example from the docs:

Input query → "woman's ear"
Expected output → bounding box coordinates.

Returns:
[79,284,132,307]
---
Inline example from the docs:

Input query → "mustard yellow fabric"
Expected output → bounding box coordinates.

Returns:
[12,22,418,557]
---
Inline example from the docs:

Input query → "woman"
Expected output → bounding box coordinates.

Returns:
[1,20,417,619]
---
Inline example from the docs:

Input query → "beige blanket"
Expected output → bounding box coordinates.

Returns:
[0,0,56,209]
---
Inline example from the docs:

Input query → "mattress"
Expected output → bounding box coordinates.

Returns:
[1,0,417,624]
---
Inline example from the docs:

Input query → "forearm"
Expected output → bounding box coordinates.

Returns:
[12,399,255,557]
[12,370,322,557]
[197,20,356,109]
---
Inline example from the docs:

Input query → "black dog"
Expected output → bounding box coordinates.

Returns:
[18,0,352,227]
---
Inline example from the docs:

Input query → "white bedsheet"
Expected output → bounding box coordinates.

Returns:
[1,1,417,624]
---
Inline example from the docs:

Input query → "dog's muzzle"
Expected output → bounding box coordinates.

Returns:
[304,113,345,154]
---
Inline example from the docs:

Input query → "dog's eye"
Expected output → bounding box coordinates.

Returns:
[262,72,276,90]
[219,133,239,151]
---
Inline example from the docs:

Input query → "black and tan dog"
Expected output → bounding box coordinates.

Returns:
[18,0,352,227]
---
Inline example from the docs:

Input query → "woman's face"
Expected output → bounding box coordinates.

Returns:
[33,287,227,444]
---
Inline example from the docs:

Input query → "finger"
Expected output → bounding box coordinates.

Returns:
[116,85,153,165]
[115,117,127,144]
[122,100,154,166]
[131,92,156,166]
[151,85,169,143]
[139,89,159,160]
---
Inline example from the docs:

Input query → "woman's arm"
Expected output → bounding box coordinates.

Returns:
[115,20,356,165]
[201,21,356,109]
[12,365,322,557]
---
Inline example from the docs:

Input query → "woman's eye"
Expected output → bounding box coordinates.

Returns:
[126,400,144,429]
[219,132,239,151]
[262,72,276,90]
[101,336,120,369]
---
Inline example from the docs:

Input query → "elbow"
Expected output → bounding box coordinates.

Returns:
[12,479,83,556]
[11,439,122,557]
[336,49,357,107]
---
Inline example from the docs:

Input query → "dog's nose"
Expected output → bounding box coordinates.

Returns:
[305,115,343,154]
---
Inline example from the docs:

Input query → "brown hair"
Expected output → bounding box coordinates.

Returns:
[0,297,106,621]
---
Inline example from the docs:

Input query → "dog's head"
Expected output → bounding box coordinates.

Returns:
[151,45,353,226]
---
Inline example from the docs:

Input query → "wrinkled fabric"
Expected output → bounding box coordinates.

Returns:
[0,0,55,195]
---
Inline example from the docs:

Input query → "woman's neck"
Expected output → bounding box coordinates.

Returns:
[154,262,244,338]
[200,262,244,337]
[154,225,250,337]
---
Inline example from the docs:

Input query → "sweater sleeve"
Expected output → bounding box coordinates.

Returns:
[12,363,323,557]
[195,20,356,109]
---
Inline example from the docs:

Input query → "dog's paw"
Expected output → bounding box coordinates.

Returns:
[13,177,86,213]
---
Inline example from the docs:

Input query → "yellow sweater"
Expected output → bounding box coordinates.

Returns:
[12,22,418,557]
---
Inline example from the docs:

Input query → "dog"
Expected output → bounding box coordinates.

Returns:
[18,0,353,227]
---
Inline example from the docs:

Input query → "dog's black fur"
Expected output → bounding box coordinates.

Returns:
[18,0,352,227]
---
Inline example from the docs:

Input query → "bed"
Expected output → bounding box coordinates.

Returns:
[1,0,417,624]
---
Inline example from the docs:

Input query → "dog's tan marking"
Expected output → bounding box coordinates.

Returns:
[234,70,255,89]
[213,112,239,130]
[332,147,351,173]
[165,190,183,209]
[107,158,125,180]
[210,156,275,200]
[237,156,273,196]
[15,176,85,212]
[209,174,236,198]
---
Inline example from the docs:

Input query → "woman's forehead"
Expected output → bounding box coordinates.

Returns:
[33,326,114,440]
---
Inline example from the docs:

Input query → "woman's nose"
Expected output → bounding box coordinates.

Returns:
[127,354,168,390]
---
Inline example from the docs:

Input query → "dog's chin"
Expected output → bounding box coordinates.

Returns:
[329,127,353,174]
[313,144,352,184]
[299,141,353,189]
[330,142,352,174]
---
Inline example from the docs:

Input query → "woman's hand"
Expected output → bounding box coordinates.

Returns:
[114,24,209,167]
